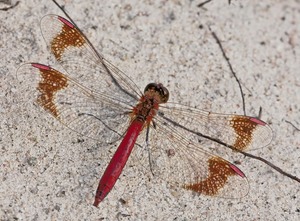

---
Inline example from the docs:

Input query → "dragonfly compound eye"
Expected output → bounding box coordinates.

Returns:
[159,84,169,103]
[144,83,157,93]
[144,83,169,104]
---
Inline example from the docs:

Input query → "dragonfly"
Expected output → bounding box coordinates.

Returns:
[17,15,273,207]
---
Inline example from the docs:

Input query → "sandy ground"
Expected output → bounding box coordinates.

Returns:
[1,0,299,220]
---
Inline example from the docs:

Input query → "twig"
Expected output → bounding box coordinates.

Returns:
[0,1,19,11]
[285,120,300,131]
[210,30,246,116]
[197,0,212,8]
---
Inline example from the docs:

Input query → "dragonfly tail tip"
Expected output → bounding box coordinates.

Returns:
[93,199,100,207]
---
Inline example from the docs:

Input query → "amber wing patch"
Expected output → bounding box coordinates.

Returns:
[183,157,244,196]
[50,16,86,61]
[32,63,68,117]
[230,116,261,151]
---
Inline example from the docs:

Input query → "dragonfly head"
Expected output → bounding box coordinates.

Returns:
[144,83,169,104]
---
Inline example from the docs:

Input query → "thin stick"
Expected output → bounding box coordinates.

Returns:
[197,0,212,8]
[0,1,19,11]
[285,120,300,131]
[211,30,247,116]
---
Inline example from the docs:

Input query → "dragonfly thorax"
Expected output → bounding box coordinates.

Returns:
[131,83,168,123]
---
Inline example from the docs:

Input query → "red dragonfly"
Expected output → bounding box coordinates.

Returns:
[17,15,273,207]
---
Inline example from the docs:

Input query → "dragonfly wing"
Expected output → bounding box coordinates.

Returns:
[17,63,132,144]
[17,14,146,144]
[40,14,141,105]
[146,112,249,198]
[158,103,273,151]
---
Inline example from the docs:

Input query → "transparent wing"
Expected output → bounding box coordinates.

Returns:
[17,15,146,144]
[17,63,134,144]
[158,103,273,151]
[132,103,273,198]
[40,14,142,106]
[145,112,249,198]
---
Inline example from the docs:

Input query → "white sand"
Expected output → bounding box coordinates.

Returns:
[1,0,299,220]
